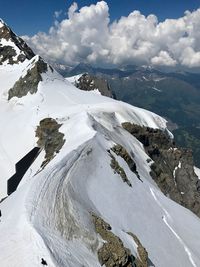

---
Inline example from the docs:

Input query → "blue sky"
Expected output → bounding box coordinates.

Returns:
[1,0,200,35]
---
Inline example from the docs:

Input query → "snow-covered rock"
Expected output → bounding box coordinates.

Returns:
[66,73,114,98]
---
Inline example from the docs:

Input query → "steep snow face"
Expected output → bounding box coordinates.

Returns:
[194,167,200,179]
[0,26,200,267]
[0,59,166,199]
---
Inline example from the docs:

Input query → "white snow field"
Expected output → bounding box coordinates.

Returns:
[65,73,84,84]
[0,22,200,267]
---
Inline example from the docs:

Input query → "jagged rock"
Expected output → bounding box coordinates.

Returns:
[122,123,172,150]
[150,148,200,217]
[111,144,141,181]
[122,122,200,218]
[75,73,114,98]
[127,233,148,267]
[0,45,18,65]
[0,22,34,65]
[92,214,136,267]
[8,57,48,100]
[36,118,65,167]
[108,150,132,187]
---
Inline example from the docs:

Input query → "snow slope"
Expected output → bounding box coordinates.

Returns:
[0,21,200,267]
[65,73,84,84]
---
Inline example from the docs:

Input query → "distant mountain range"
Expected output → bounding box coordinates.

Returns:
[57,62,200,167]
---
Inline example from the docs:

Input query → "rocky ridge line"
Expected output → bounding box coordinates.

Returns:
[122,122,200,218]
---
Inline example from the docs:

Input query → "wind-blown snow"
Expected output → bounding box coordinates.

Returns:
[65,73,84,84]
[0,20,4,28]
[194,167,200,180]
[0,51,200,267]
[151,86,162,92]
[173,161,182,186]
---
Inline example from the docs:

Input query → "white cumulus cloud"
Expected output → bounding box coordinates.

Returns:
[151,51,177,66]
[23,1,200,69]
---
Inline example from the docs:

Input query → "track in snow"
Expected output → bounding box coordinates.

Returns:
[150,188,197,267]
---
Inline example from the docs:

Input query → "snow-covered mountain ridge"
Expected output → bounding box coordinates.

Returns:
[66,73,114,98]
[0,20,200,267]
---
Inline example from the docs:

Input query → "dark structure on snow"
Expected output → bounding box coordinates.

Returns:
[7,147,40,195]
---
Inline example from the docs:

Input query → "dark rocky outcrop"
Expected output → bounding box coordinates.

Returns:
[111,144,141,181]
[36,118,65,167]
[127,233,149,267]
[75,73,114,98]
[0,45,18,65]
[92,214,136,267]
[8,57,48,100]
[122,123,172,151]
[0,22,35,65]
[122,122,200,218]
[108,150,132,187]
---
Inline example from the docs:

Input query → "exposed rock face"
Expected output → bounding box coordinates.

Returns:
[36,118,65,167]
[8,57,48,100]
[111,144,141,181]
[0,21,35,65]
[0,45,18,65]
[108,150,132,187]
[127,233,148,267]
[150,148,200,217]
[122,123,171,151]
[75,73,114,98]
[122,122,200,218]
[92,214,135,267]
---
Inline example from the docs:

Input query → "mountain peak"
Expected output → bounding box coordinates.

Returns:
[0,20,35,65]
[0,21,50,101]
[0,18,5,26]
